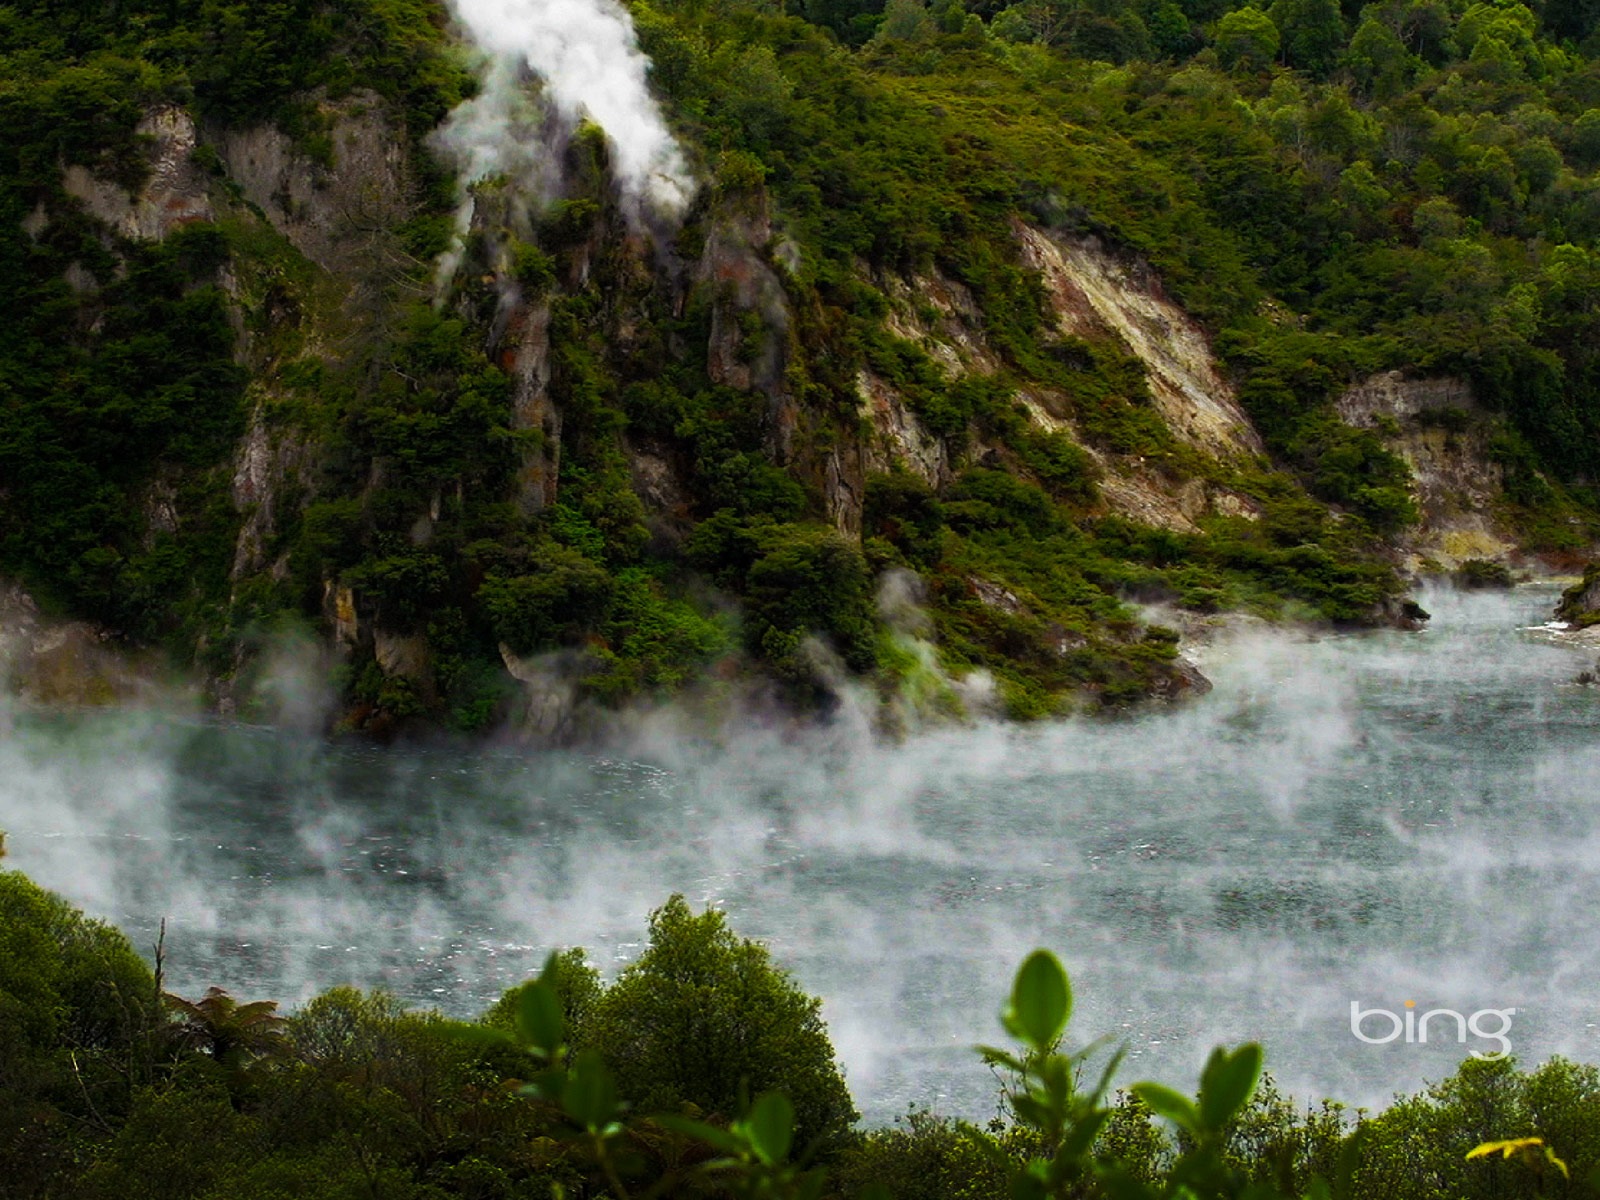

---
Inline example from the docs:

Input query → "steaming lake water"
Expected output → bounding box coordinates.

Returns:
[3,586,1599,1120]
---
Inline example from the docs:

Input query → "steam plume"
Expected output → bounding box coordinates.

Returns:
[433,0,695,266]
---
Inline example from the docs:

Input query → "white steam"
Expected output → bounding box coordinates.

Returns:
[6,587,1600,1120]
[433,0,694,268]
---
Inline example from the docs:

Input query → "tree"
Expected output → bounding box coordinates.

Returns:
[1142,0,1199,56]
[0,869,159,1192]
[1269,0,1346,75]
[1398,0,1454,64]
[1540,0,1600,42]
[1345,16,1413,97]
[584,896,858,1154]
[0,869,157,1071]
[1214,7,1281,71]
[483,947,603,1050]
[1570,109,1600,169]
[163,987,287,1067]
[743,526,877,679]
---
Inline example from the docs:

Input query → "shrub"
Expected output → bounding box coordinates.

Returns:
[584,896,858,1155]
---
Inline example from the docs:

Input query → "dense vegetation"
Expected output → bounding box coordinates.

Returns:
[2,0,1599,728]
[5,860,1600,1200]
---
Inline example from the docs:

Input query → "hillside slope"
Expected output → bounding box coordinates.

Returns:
[1,0,1597,734]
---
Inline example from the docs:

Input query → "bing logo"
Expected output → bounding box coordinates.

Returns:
[1350,1000,1515,1059]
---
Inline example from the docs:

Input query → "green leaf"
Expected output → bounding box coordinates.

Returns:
[1085,1046,1127,1107]
[976,1045,1028,1073]
[1004,950,1072,1050]
[1130,1083,1200,1134]
[1330,1124,1367,1200]
[520,1064,569,1103]
[1198,1043,1263,1130]
[744,1091,794,1165]
[1054,1107,1111,1165]
[654,1114,747,1155]
[516,979,566,1056]
[1011,1093,1053,1129]
[562,1049,619,1131]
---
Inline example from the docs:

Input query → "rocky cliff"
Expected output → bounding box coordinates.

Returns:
[6,67,1593,734]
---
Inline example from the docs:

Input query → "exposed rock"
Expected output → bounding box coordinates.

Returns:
[500,299,561,516]
[211,92,411,275]
[323,581,361,655]
[142,477,181,540]
[1017,382,1260,533]
[881,269,1002,377]
[629,444,692,535]
[856,369,947,487]
[62,106,213,241]
[0,583,155,705]
[824,446,865,536]
[1016,224,1264,461]
[498,644,583,741]
[1094,470,1201,534]
[697,203,792,406]
[1374,596,1431,631]
[1334,372,1516,571]
[231,407,309,578]
[1148,656,1213,701]
[969,576,1024,615]
[374,630,430,682]
[1557,564,1600,629]
[1335,371,1476,426]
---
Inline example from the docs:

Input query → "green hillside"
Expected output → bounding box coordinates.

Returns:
[2,0,1598,730]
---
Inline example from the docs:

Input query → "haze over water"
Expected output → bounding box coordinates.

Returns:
[3,586,1597,1120]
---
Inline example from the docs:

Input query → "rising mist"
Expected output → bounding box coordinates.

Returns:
[3,587,1598,1120]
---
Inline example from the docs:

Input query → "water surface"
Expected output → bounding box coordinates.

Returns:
[3,586,1597,1120]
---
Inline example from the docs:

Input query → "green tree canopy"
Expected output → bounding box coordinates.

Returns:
[584,895,858,1153]
[1269,0,1346,74]
[1215,6,1281,70]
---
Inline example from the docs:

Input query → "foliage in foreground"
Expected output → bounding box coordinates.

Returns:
[6,861,1600,1199]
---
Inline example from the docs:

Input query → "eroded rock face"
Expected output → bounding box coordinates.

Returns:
[63,106,214,242]
[697,203,792,412]
[1016,224,1264,461]
[1149,656,1213,701]
[231,407,315,580]
[880,269,1002,377]
[0,583,155,705]
[1558,564,1600,628]
[1334,372,1518,570]
[498,644,582,741]
[1335,371,1476,427]
[1016,388,1260,534]
[501,300,562,516]
[856,369,947,487]
[212,92,411,274]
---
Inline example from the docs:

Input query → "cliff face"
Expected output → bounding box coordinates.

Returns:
[1016,227,1262,463]
[1334,372,1515,570]
[1559,565,1600,629]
